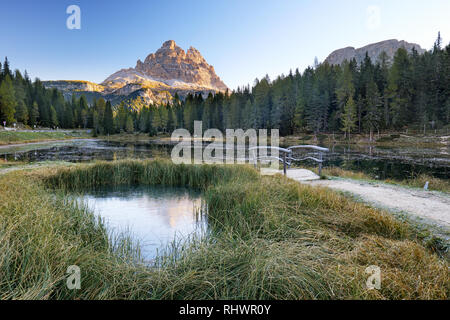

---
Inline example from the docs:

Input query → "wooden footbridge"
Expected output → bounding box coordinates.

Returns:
[249,145,329,177]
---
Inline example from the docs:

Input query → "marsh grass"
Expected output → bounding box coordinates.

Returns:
[0,159,448,299]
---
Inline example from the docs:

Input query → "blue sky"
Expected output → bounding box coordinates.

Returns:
[1,0,449,89]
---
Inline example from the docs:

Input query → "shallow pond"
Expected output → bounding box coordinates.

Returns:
[79,185,207,262]
[0,138,448,180]
[0,139,173,162]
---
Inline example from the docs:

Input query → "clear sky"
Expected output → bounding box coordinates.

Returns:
[1,0,449,90]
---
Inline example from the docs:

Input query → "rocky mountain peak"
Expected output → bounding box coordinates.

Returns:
[162,39,177,49]
[186,46,206,65]
[133,40,228,91]
[149,40,186,61]
[43,40,228,106]
[325,39,426,65]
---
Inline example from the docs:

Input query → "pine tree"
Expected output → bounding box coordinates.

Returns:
[183,95,195,133]
[306,82,323,134]
[270,78,285,131]
[63,103,73,128]
[50,88,66,127]
[29,102,40,127]
[125,115,134,133]
[15,99,28,124]
[229,94,241,129]
[293,94,305,131]
[116,102,128,131]
[374,51,390,129]
[159,105,169,131]
[147,106,156,136]
[242,99,253,130]
[387,48,412,128]
[103,101,114,134]
[0,75,17,124]
[364,81,382,141]
[252,76,271,129]
[152,107,163,132]
[50,105,58,128]
[167,106,175,132]
[341,96,357,139]
[336,62,355,133]
[79,96,89,128]
[92,110,99,136]
[433,31,442,52]
[12,70,27,124]
[138,107,149,132]
[2,57,12,79]
[201,94,213,131]
[96,98,106,120]
[445,98,450,126]
[14,74,28,125]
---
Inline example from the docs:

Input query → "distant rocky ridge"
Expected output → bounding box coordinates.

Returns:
[324,39,426,65]
[43,40,228,105]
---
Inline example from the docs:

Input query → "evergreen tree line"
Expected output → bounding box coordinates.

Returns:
[218,33,449,137]
[1,34,449,137]
[120,34,450,138]
[0,57,97,129]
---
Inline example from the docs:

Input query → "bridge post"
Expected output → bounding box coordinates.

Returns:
[283,152,287,176]
[318,152,323,176]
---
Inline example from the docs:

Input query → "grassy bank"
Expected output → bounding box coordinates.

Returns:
[0,160,75,173]
[281,132,448,148]
[0,131,89,145]
[0,160,448,299]
[97,132,223,144]
[96,133,168,143]
[316,166,450,193]
[0,158,26,169]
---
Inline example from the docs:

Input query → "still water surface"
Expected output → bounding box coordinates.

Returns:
[1,139,448,180]
[80,185,207,261]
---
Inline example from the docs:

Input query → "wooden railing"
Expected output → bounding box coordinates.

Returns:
[287,145,329,176]
[249,145,329,176]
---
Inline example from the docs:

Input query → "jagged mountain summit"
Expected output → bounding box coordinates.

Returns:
[324,39,426,65]
[43,40,228,105]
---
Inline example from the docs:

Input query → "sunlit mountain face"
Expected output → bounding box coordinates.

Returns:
[43,40,229,106]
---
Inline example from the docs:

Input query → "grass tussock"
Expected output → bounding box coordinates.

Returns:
[1,159,448,299]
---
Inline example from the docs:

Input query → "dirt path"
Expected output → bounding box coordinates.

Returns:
[280,168,449,234]
[302,177,450,229]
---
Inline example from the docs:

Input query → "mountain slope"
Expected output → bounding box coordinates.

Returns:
[325,39,426,65]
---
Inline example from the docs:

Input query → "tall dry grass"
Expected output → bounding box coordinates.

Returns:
[0,159,447,299]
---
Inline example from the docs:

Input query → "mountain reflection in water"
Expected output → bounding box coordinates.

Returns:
[80,185,207,261]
